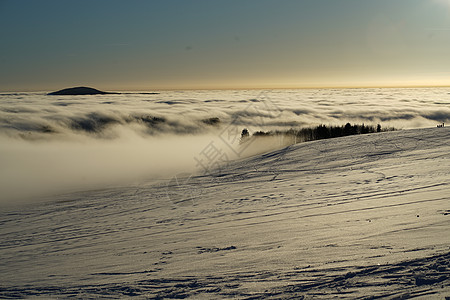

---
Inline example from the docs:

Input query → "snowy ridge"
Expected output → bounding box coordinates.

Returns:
[0,127,449,299]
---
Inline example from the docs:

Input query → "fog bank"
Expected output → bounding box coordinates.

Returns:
[1,88,448,205]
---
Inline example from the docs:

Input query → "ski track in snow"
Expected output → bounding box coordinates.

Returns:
[0,127,449,299]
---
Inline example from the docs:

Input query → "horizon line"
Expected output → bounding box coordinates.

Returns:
[2,84,450,93]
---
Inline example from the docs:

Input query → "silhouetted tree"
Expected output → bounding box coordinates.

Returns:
[316,124,330,139]
[240,128,250,144]
[343,123,352,136]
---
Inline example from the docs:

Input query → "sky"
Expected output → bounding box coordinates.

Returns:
[0,0,450,91]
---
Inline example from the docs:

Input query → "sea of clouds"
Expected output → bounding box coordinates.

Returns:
[0,88,448,204]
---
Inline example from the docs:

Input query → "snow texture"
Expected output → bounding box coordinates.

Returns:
[0,127,449,299]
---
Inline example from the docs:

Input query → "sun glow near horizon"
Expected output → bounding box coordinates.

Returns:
[0,0,449,91]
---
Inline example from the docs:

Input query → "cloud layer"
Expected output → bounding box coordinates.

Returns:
[0,88,448,204]
[1,88,449,141]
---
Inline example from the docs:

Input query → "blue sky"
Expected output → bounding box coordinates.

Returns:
[1,0,449,91]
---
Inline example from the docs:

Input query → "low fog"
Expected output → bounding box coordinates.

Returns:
[0,133,207,205]
[0,132,288,206]
[0,88,448,205]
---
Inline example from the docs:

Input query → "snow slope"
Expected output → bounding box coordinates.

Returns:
[0,127,449,299]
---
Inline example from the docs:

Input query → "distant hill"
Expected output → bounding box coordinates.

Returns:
[47,87,159,95]
[48,87,118,95]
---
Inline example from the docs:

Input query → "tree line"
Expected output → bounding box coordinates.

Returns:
[241,123,395,144]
